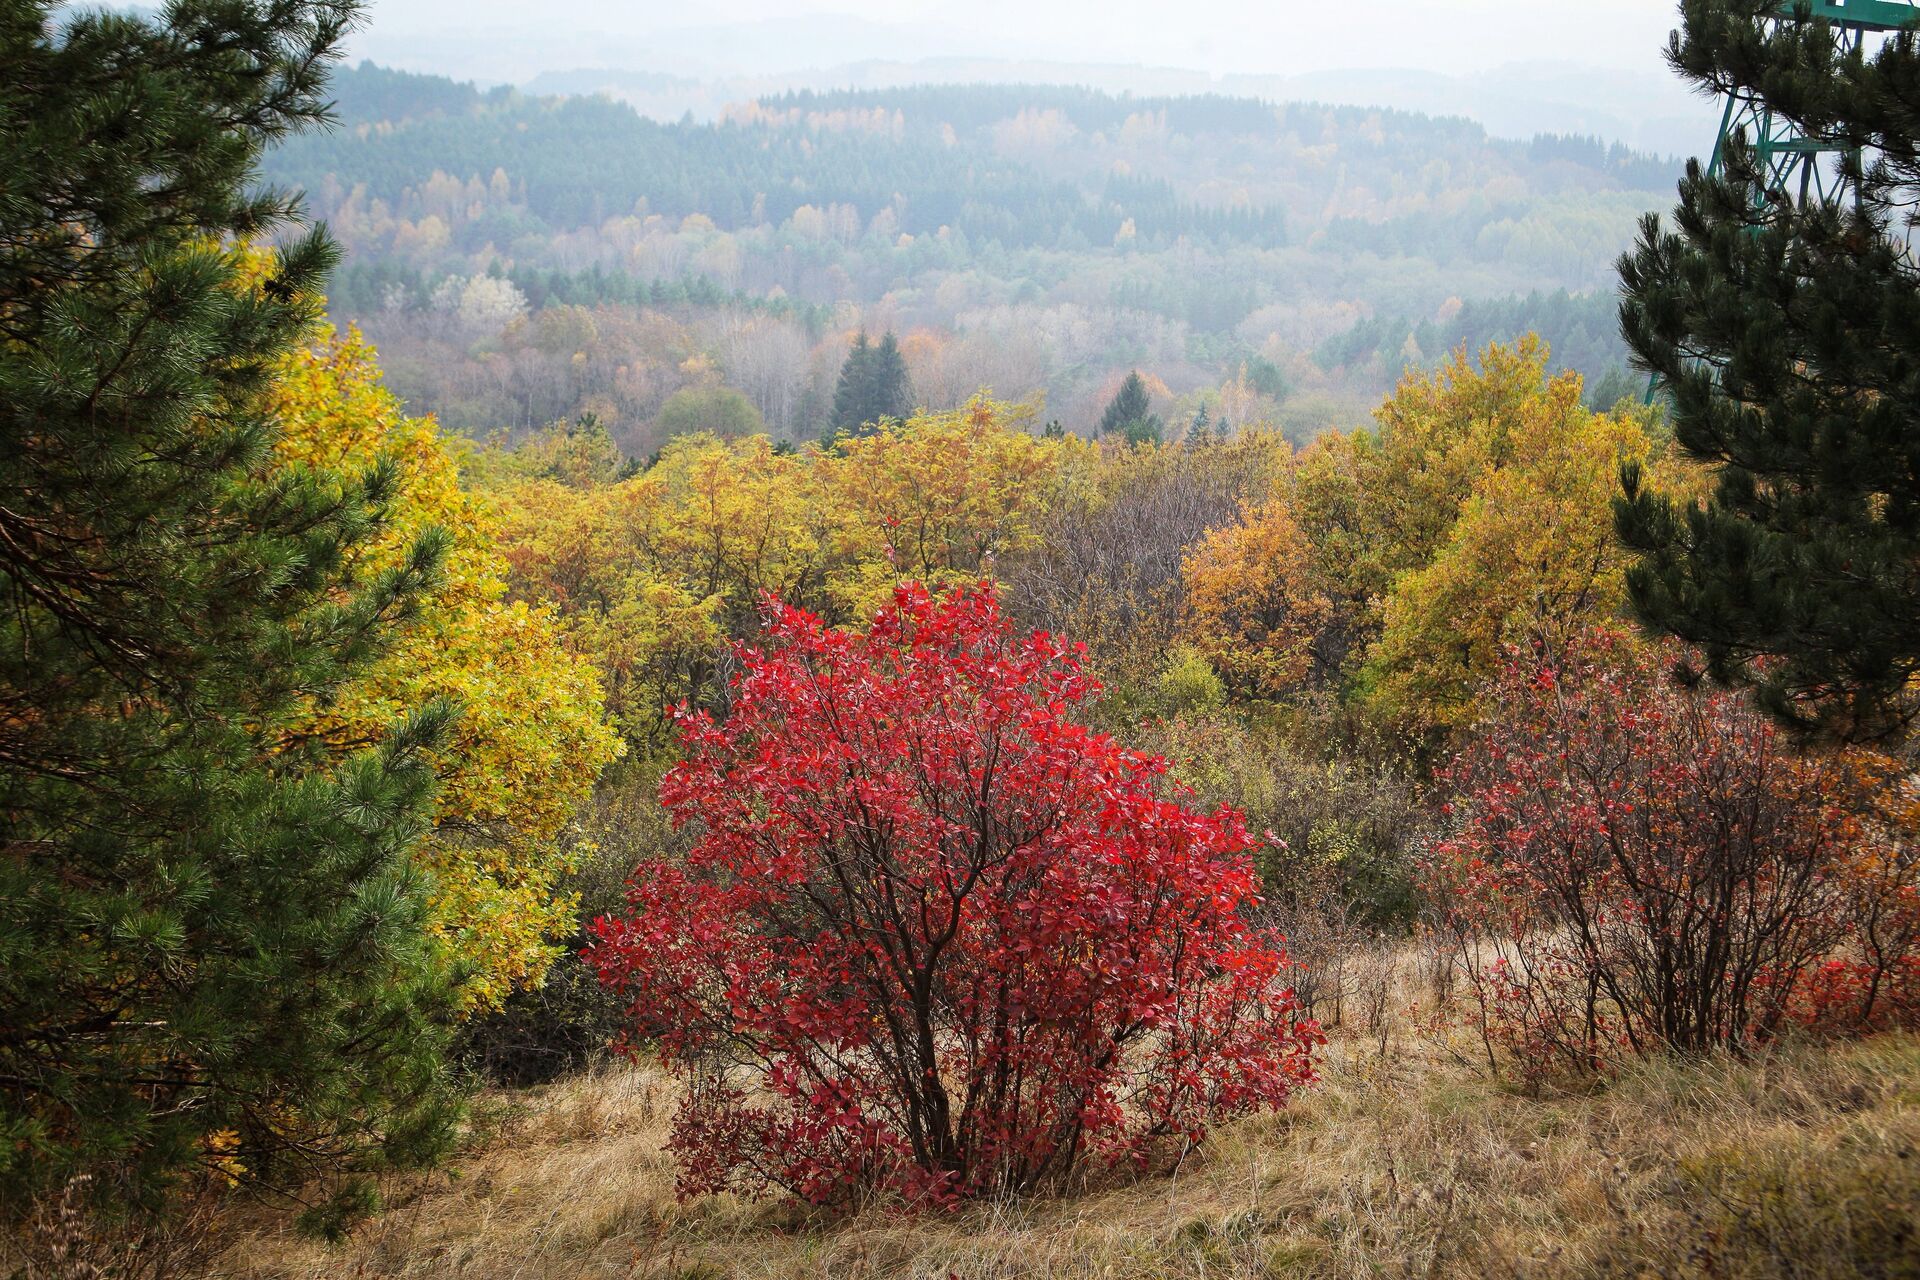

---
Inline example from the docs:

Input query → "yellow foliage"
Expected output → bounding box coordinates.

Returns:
[1361,347,1658,728]
[1360,335,1566,581]
[476,400,1066,750]
[650,432,826,610]
[1285,429,1382,671]
[270,328,621,1012]
[204,1127,247,1188]
[818,399,1061,615]
[489,433,821,751]
[1182,495,1331,697]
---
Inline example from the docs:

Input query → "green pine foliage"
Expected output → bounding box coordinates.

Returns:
[1099,371,1164,444]
[1185,403,1213,444]
[266,74,1297,252]
[0,0,463,1226]
[1314,290,1631,385]
[1615,0,1920,738]
[831,330,874,433]
[829,329,913,436]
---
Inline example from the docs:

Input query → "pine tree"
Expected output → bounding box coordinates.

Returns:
[1615,0,1920,738]
[830,329,913,437]
[1186,403,1212,445]
[830,330,875,435]
[870,330,913,423]
[0,0,463,1228]
[1099,371,1163,445]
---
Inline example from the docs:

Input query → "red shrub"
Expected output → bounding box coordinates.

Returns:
[587,583,1318,1206]
[1786,766,1920,1033]
[1423,631,1918,1082]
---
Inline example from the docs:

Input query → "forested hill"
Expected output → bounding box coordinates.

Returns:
[283,69,1297,248]
[761,83,1677,190]
[282,63,1672,250]
[266,61,1678,442]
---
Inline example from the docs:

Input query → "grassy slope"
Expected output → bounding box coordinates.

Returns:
[210,1024,1920,1280]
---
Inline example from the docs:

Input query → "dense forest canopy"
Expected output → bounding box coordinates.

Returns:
[263,62,1675,449]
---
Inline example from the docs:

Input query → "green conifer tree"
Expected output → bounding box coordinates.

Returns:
[870,330,913,423]
[1099,371,1163,445]
[1186,403,1212,445]
[830,329,875,435]
[1615,0,1920,737]
[0,0,463,1230]
[830,329,913,437]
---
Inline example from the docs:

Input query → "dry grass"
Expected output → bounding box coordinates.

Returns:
[204,1004,1920,1280]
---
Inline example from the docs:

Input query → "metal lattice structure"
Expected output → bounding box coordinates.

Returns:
[1708,1,1920,204]
[1646,2,1920,402]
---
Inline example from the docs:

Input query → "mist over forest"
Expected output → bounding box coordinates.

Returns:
[272,60,1676,451]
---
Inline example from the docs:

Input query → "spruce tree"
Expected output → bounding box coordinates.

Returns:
[870,330,913,422]
[1099,371,1163,445]
[1186,403,1212,445]
[1616,0,1920,737]
[830,329,913,436]
[0,0,462,1228]
[831,329,875,435]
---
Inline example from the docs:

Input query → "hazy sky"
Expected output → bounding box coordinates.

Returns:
[351,0,1687,81]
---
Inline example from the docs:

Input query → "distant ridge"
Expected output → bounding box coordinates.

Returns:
[351,27,1712,154]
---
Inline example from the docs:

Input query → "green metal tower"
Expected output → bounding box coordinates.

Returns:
[1705,1,1920,203]
[1644,2,1919,403]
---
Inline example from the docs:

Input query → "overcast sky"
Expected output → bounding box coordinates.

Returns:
[350,0,1687,81]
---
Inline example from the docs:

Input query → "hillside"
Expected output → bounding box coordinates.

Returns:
[209,1007,1920,1279]
[265,64,1672,445]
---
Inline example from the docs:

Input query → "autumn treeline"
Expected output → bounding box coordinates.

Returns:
[469,333,1664,757]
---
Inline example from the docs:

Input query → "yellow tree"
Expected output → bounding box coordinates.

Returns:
[488,473,620,608]
[272,328,621,1011]
[489,471,724,754]
[1182,496,1331,698]
[480,405,1062,753]
[490,414,630,488]
[820,399,1060,615]
[486,432,828,753]
[1362,374,1659,730]
[1358,336,1566,581]
[650,432,828,621]
[1286,428,1384,680]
